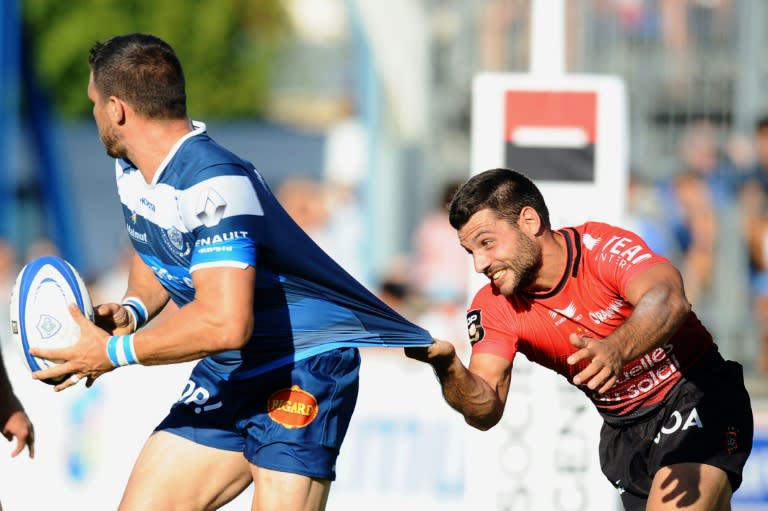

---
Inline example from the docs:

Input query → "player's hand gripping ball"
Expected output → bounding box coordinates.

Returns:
[9,255,95,385]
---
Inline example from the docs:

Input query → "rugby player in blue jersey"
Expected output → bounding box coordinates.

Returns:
[30,33,432,511]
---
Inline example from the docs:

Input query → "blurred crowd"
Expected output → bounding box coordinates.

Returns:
[4,114,768,380]
[623,116,768,377]
[276,114,768,379]
[0,1,763,390]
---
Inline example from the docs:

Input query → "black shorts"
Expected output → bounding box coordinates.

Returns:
[599,350,753,511]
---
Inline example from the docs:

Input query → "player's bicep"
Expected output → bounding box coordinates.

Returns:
[191,265,256,333]
[624,262,687,307]
[469,352,513,405]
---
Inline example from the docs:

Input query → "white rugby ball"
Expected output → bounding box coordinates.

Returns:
[9,255,94,384]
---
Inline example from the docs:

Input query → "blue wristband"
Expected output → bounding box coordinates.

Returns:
[122,297,148,330]
[106,335,140,367]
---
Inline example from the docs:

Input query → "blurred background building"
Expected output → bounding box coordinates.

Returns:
[1,0,768,509]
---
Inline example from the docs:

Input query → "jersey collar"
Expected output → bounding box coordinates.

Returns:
[151,120,207,185]
[520,228,581,300]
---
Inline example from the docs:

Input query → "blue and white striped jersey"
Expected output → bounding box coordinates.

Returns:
[115,122,432,379]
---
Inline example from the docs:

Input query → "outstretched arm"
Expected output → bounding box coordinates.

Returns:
[568,262,691,393]
[406,341,512,430]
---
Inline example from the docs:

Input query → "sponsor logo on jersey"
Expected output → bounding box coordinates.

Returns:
[267,385,319,429]
[598,235,653,267]
[467,309,485,345]
[195,231,249,247]
[166,227,184,250]
[595,343,681,404]
[725,427,740,454]
[160,227,191,257]
[548,301,582,326]
[588,299,624,325]
[653,407,703,444]
[195,187,227,227]
[195,231,249,255]
[127,224,148,244]
[139,196,156,212]
[149,264,193,289]
[583,233,601,250]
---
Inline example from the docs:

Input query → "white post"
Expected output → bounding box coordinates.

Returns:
[529,0,566,76]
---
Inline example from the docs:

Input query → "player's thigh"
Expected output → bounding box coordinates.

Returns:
[251,465,331,511]
[647,462,732,511]
[119,431,252,511]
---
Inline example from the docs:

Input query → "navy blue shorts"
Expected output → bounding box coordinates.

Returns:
[155,347,361,480]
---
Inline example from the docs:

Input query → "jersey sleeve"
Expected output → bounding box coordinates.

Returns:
[178,165,263,272]
[583,222,671,297]
[466,286,519,362]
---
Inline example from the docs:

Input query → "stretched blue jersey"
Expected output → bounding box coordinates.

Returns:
[115,122,431,379]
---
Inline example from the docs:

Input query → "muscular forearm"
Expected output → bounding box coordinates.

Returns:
[123,253,170,325]
[436,357,506,431]
[606,283,690,362]
[132,298,253,365]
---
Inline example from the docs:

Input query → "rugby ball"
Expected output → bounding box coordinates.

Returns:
[9,255,94,384]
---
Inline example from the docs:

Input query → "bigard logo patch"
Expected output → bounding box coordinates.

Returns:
[267,385,319,429]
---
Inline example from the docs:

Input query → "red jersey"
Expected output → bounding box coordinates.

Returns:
[466,222,715,416]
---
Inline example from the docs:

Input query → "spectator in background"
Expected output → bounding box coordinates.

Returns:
[412,180,469,306]
[623,171,680,259]
[0,241,19,331]
[411,181,470,357]
[676,119,742,209]
[323,115,368,286]
[375,255,418,319]
[275,177,330,242]
[658,120,752,369]
[23,237,60,262]
[661,171,717,306]
[656,120,742,308]
[739,116,768,374]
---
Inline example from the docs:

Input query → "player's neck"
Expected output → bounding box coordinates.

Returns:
[530,230,567,292]
[126,118,193,182]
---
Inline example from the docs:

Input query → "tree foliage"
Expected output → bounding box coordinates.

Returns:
[22,0,291,118]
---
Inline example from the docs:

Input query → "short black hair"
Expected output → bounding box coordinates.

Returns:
[88,33,187,119]
[448,168,550,230]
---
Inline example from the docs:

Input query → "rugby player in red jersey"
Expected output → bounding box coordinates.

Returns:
[407,168,753,510]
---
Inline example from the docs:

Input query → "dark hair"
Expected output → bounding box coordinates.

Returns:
[88,33,187,119]
[448,168,550,230]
